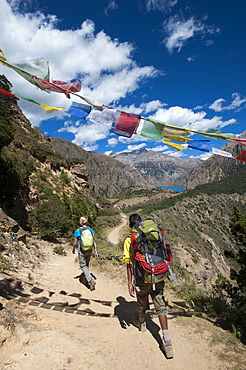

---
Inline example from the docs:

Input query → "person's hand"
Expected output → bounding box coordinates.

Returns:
[72,247,76,254]
[128,284,135,297]
[94,252,98,259]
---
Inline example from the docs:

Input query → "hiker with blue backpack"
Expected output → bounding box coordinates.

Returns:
[123,213,174,359]
[72,216,98,291]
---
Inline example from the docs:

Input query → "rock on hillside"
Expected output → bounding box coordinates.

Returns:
[110,149,200,187]
[50,137,151,197]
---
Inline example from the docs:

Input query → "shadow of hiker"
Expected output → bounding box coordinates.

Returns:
[114,296,137,329]
[114,297,165,354]
[145,313,165,352]
[74,273,97,290]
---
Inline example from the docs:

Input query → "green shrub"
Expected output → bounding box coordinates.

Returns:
[53,246,67,256]
[0,150,23,205]
[60,169,70,184]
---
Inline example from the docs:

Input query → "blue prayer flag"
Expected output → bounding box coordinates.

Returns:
[66,102,91,118]
[188,140,211,152]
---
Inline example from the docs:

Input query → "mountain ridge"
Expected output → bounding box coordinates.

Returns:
[110,148,201,187]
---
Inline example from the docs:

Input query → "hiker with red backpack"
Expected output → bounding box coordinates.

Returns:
[72,216,98,291]
[123,213,174,359]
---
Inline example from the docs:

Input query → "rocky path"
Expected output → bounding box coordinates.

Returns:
[0,232,245,369]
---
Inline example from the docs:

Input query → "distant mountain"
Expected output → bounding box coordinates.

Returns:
[110,149,201,187]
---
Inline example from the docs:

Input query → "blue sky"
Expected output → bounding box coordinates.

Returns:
[0,0,245,160]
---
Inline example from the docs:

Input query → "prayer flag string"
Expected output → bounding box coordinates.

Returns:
[0,49,245,160]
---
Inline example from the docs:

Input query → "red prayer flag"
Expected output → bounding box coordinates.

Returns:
[113,111,141,134]
[0,88,19,100]
[33,77,81,98]
[229,138,246,147]
[236,150,246,162]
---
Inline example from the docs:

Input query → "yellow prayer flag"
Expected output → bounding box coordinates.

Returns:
[146,118,191,143]
[0,49,7,62]
[162,140,185,151]
[40,103,65,114]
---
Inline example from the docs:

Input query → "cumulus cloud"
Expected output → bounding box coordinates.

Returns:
[209,93,246,112]
[58,119,110,151]
[0,0,237,157]
[107,137,118,147]
[118,100,166,115]
[150,106,235,131]
[0,0,157,127]
[163,15,220,53]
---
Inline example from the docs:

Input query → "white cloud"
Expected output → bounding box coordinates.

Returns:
[147,144,169,152]
[58,119,110,151]
[163,15,220,53]
[141,100,166,113]
[187,55,197,63]
[0,0,157,126]
[189,152,213,161]
[104,150,113,156]
[118,100,166,115]
[107,137,118,147]
[114,143,147,154]
[146,0,178,13]
[104,1,118,16]
[150,106,236,131]
[209,93,246,112]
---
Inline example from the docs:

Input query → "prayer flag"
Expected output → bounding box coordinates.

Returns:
[211,147,234,158]
[33,77,81,98]
[39,104,65,114]
[87,108,118,127]
[0,88,19,99]
[139,119,162,141]
[15,94,40,105]
[110,127,132,138]
[188,140,211,152]
[236,150,246,162]
[0,51,50,89]
[66,102,92,118]
[111,111,141,134]
[15,93,64,113]
[229,137,246,147]
[162,140,185,151]
[146,119,190,142]
[191,130,236,140]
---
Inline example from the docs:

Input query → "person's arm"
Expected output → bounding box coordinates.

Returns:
[93,238,98,258]
[72,237,77,254]
[127,264,135,297]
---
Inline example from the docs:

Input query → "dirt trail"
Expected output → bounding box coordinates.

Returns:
[107,213,127,244]
[0,223,245,369]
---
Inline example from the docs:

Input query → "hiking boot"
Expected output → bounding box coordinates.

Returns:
[89,278,96,291]
[162,338,173,359]
[133,317,146,332]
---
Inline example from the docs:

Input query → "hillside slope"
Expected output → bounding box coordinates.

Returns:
[50,137,150,197]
